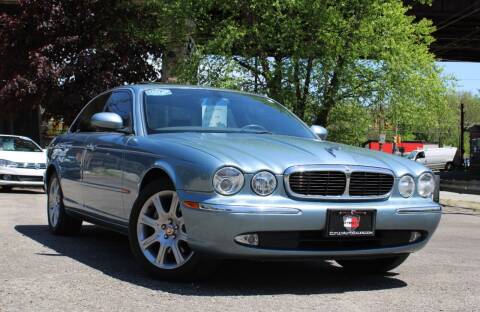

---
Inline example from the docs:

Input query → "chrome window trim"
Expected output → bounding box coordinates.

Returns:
[284,165,395,201]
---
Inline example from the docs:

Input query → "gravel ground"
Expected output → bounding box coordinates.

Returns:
[1,189,479,312]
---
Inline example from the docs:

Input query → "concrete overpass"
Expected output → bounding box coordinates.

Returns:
[409,0,480,61]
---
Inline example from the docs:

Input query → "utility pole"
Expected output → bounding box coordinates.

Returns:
[392,122,398,154]
[460,103,465,168]
[254,57,258,93]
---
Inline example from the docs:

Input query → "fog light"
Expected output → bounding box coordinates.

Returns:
[409,231,422,243]
[234,234,259,246]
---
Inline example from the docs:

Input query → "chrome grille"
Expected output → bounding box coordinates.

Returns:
[285,165,395,199]
[288,171,346,196]
[349,172,394,196]
[15,162,46,169]
[16,175,43,182]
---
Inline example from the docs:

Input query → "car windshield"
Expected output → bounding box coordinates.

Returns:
[143,88,315,139]
[0,136,42,152]
[407,151,418,160]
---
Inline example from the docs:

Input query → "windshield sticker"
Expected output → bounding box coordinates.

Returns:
[145,89,172,96]
[202,99,228,128]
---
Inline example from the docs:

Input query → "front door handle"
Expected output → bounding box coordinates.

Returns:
[86,143,95,151]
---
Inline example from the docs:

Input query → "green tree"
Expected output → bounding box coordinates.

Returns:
[184,0,446,129]
[0,0,160,123]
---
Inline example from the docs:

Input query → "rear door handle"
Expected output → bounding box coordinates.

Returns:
[86,143,95,151]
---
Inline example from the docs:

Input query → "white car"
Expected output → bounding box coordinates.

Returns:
[407,147,458,171]
[0,135,46,190]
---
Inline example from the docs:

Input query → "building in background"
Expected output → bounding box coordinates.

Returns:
[469,125,480,170]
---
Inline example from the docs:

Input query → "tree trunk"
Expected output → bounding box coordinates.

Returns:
[293,59,312,120]
[315,55,345,126]
[161,20,196,83]
[267,56,283,102]
[316,65,341,126]
[315,97,334,126]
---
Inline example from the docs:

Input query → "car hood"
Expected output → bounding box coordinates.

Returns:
[148,132,428,176]
[0,151,47,163]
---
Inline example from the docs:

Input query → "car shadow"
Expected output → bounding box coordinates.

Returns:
[15,224,407,296]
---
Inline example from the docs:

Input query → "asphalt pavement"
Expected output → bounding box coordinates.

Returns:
[0,189,479,312]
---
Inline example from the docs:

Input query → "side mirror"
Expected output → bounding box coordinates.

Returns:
[91,112,124,130]
[310,125,328,140]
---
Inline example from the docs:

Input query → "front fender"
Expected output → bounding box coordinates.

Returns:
[148,158,216,192]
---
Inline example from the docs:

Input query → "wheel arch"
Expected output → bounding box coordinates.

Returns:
[139,166,176,192]
[44,164,58,190]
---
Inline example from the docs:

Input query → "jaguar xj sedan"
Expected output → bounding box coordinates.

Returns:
[46,84,441,280]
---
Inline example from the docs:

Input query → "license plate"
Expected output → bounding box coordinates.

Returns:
[327,210,376,237]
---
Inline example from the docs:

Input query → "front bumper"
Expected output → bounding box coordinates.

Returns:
[180,193,441,259]
[0,168,45,187]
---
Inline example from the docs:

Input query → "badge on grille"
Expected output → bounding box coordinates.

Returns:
[343,214,361,232]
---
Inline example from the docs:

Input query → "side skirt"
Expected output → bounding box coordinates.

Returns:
[65,207,129,235]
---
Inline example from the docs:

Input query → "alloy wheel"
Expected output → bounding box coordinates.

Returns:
[136,190,193,269]
[48,178,61,227]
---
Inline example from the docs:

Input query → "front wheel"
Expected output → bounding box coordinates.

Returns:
[129,180,214,281]
[336,254,409,273]
[445,162,453,171]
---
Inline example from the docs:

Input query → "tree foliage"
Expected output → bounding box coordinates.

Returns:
[0,0,160,122]
[168,0,452,145]
[1,0,457,147]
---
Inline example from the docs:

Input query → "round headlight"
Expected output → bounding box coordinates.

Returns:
[418,172,435,198]
[398,175,415,198]
[213,167,244,195]
[251,171,277,196]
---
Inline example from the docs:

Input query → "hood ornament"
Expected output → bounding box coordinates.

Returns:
[325,146,341,158]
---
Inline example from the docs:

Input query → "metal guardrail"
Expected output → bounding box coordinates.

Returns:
[440,179,480,195]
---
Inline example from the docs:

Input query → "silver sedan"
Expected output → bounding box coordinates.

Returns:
[46,85,441,280]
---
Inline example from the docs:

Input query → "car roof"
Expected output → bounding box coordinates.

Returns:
[0,134,33,141]
[0,135,43,150]
[112,83,270,99]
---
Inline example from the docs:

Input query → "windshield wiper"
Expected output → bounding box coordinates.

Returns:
[238,129,273,134]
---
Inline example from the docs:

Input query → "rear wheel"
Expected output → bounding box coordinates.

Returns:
[129,180,214,281]
[336,254,409,273]
[47,173,82,235]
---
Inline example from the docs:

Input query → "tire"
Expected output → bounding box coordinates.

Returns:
[129,180,215,281]
[1,186,12,192]
[336,254,409,273]
[47,173,82,235]
[445,162,453,171]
